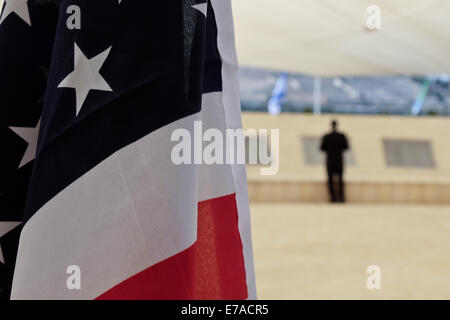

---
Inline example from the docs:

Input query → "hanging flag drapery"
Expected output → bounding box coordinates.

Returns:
[0,0,256,300]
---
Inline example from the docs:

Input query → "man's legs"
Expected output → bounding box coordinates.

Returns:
[327,169,337,202]
[337,171,345,202]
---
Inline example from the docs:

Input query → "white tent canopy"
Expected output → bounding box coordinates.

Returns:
[232,0,450,76]
[1,0,449,76]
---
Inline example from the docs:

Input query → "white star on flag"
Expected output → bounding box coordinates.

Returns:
[0,221,21,264]
[58,43,113,116]
[192,3,207,17]
[9,119,40,168]
[0,0,31,26]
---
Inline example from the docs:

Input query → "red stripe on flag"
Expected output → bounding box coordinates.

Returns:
[96,193,248,300]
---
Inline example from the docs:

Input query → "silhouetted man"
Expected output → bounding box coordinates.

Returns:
[320,120,349,203]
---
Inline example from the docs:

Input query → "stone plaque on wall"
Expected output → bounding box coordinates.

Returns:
[383,139,436,168]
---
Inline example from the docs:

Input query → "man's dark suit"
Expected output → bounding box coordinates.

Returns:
[320,131,349,202]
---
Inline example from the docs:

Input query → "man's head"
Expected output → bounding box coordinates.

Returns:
[331,120,338,131]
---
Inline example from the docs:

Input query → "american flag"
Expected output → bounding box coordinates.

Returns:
[0,0,256,300]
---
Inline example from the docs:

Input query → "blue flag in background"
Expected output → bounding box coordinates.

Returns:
[268,73,287,115]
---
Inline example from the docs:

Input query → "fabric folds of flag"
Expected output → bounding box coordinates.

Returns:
[1,0,256,300]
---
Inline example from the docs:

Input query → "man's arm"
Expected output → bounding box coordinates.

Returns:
[342,134,349,151]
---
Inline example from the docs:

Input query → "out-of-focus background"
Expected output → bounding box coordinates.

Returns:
[233,0,450,299]
[2,0,449,300]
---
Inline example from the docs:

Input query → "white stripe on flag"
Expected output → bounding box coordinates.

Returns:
[211,0,257,299]
[12,113,203,299]
[199,92,235,202]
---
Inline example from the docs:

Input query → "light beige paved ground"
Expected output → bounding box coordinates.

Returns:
[250,203,450,299]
